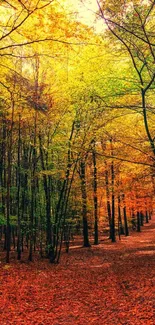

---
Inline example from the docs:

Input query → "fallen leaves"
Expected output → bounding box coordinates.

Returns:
[0,219,155,325]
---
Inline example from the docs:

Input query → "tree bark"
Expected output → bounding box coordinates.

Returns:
[111,139,115,242]
[118,195,124,237]
[122,194,129,236]
[92,140,98,245]
[80,161,90,247]
[137,211,141,232]
[17,114,21,260]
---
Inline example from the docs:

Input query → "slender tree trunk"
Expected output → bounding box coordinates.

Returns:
[105,164,112,239]
[6,93,15,263]
[140,212,144,226]
[21,145,29,250]
[17,114,21,260]
[92,140,98,245]
[1,118,7,247]
[12,226,16,249]
[39,133,52,256]
[28,56,39,261]
[80,161,90,247]
[110,139,115,242]
[145,211,149,223]
[28,115,37,261]
[122,194,129,236]
[28,125,37,261]
[118,195,124,237]
[137,211,141,232]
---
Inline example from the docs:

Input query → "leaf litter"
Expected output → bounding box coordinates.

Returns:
[0,219,155,325]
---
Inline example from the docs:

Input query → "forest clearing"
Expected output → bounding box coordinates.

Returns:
[0,0,155,323]
[0,217,155,325]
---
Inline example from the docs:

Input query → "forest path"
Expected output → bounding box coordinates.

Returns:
[0,218,155,325]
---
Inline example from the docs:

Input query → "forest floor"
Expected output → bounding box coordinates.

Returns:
[0,219,155,325]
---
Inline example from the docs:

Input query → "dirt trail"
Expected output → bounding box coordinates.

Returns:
[0,218,155,325]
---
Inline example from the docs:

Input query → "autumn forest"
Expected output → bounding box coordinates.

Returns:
[0,0,155,324]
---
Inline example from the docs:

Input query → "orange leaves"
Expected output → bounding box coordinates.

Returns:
[0,218,155,324]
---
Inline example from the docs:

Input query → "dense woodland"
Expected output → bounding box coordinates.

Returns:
[0,0,155,264]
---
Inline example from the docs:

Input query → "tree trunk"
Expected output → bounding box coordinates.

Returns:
[28,114,37,261]
[118,195,124,237]
[39,133,52,256]
[6,94,15,263]
[111,139,115,242]
[145,211,149,223]
[122,194,129,236]
[105,166,112,239]
[137,211,141,232]
[80,161,90,247]
[140,212,144,226]
[92,140,98,245]
[17,114,21,260]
